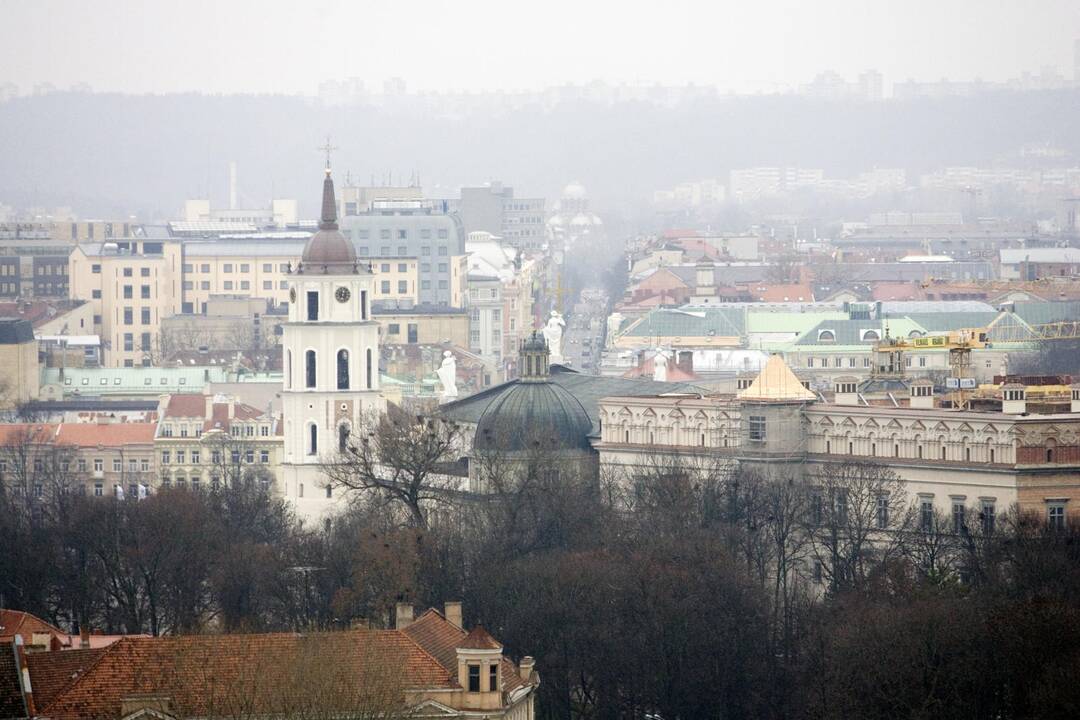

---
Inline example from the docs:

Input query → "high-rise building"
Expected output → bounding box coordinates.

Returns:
[459,183,546,252]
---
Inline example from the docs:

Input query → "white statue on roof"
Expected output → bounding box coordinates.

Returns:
[653,347,670,382]
[436,350,458,402]
[543,310,566,365]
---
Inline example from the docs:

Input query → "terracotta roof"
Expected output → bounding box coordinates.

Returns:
[457,626,502,651]
[0,610,64,645]
[33,630,454,720]
[24,648,105,710]
[0,642,26,719]
[54,423,157,448]
[0,425,58,447]
[403,611,525,693]
[162,394,206,418]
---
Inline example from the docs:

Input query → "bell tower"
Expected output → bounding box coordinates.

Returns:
[281,164,385,516]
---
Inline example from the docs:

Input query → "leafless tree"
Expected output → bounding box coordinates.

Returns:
[805,459,910,593]
[324,405,468,528]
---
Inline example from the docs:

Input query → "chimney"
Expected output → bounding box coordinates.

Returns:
[12,637,34,716]
[204,392,214,418]
[395,602,414,629]
[519,656,535,681]
[910,379,934,409]
[1002,384,1027,414]
[444,601,463,629]
[79,625,90,649]
[834,377,859,406]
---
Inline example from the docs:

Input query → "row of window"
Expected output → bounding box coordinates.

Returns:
[121,307,153,325]
[182,263,292,274]
[821,436,1001,464]
[161,424,269,438]
[90,265,152,277]
[286,348,374,391]
[161,449,270,464]
[357,245,450,257]
[65,375,190,387]
[352,228,449,241]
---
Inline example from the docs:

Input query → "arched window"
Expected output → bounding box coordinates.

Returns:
[817,329,836,342]
[1047,448,1055,463]
[337,349,350,390]
[339,423,350,453]
[861,329,880,342]
[366,348,373,389]
[308,424,318,455]
[305,350,317,388]
[286,350,292,389]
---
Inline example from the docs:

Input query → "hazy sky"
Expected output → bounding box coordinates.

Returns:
[2,0,1079,95]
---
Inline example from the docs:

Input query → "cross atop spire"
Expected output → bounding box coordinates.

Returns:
[318,136,338,173]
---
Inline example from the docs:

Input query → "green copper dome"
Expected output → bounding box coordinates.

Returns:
[474,380,593,452]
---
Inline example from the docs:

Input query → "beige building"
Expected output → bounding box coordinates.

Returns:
[155,392,282,492]
[0,319,39,408]
[594,355,1080,526]
[376,305,469,347]
[0,421,157,498]
[181,240,420,315]
[68,242,183,367]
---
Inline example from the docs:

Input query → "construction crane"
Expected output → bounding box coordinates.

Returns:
[873,322,1080,409]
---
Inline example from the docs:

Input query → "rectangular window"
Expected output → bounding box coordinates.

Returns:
[201,264,210,273]
[381,281,391,293]
[201,281,210,290]
[398,263,408,272]
[223,264,233,273]
[123,267,133,277]
[952,501,966,533]
[223,281,233,290]
[123,333,134,351]
[240,264,250,273]
[141,308,151,325]
[748,416,766,442]
[94,483,103,496]
[140,267,150,277]
[175,450,185,464]
[113,458,122,472]
[438,246,448,256]
[380,263,391,273]
[263,263,272,272]
[240,281,250,290]
[92,289,102,299]
[91,264,101,274]
[260,450,269,463]
[94,458,103,472]
[468,664,481,693]
[1049,503,1067,530]
[875,495,888,529]
[161,451,170,465]
[141,285,150,299]
[191,450,200,464]
[123,285,133,299]
[388,323,400,334]
[981,501,995,535]
[398,280,408,294]
[141,332,151,351]
[489,664,498,691]
[263,281,273,290]
[307,291,319,321]
[920,500,934,531]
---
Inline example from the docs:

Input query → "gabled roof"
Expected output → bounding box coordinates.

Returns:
[402,611,525,694]
[738,355,815,401]
[0,610,65,645]
[31,630,455,720]
[0,642,26,720]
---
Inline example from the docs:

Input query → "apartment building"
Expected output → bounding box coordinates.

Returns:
[68,242,183,367]
[459,183,547,252]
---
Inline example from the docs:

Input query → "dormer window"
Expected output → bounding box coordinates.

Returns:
[489,663,499,691]
[467,664,481,692]
[861,329,880,341]
[817,329,835,343]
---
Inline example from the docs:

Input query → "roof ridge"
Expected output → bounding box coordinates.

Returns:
[395,624,460,687]
[36,636,124,714]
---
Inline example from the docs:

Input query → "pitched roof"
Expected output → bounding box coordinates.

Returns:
[32,630,454,720]
[457,626,502,650]
[53,423,157,448]
[0,642,26,720]
[738,355,816,401]
[0,610,64,644]
[23,648,106,710]
[402,611,525,694]
[620,307,746,339]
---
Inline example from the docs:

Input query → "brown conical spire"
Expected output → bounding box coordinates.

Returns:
[319,167,338,231]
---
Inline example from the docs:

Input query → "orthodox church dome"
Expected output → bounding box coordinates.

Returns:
[474,332,592,453]
[301,168,357,270]
[562,181,588,200]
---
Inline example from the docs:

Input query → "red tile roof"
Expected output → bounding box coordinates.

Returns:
[32,630,455,720]
[163,394,265,432]
[0,610,64,645]
[403,611,525,693]
[54,423,157,448]
[24,647,106,710]
[458,626,502,650]
[0,642,26,719]
[162,394,205,418]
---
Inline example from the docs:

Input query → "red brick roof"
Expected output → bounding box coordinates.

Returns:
[54,423,157,448]
[0,609,64,645]
[32,630,455,720]
[162,394,205,419]
[163,394,265,432]
[24,647,106,710]
[458,626,502,650]
[403,611,525,694]
[0,642,25,719]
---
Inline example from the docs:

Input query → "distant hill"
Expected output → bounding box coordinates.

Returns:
[1,89,1078,220]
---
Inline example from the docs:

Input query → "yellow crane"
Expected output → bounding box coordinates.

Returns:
[873,321,1080,409]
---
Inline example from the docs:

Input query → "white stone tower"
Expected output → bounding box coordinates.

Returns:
[281,165,385,518]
